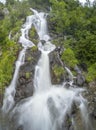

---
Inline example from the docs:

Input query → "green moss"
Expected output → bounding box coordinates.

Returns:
[27,56,32,61]
[29,27,36,37]
[53,65,64,78]
[61,48,78,68]
[25,72,31,79]
[33,39,38,45]
[29,27,38,45]
[52,39,59,46]
[72,70,77,76]
[31,46,38,52]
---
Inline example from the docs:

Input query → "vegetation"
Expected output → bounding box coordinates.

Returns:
[61,48,78,68]
[0,0,96,94]
[53,65,64,77]
[86,63,96,82]
[29,27,39,45]
[0,0,32,91]
[27,0,50,10]
[49,0,96,82]
[53,65,64,82]
[0,0,47,92]
[31,46,38,52]
[25,72,31,79]
[0,38,19,89]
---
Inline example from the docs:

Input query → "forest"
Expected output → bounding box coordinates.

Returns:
[0,0,96,92]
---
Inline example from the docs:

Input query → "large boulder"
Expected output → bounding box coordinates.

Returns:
[76,73,85,86]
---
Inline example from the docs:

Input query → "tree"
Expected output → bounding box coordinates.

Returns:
[6,0,15,5]
[61,48,78,68]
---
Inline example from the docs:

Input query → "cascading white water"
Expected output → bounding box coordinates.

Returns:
[2,48,26,113]
[31,8,50,41]
[1,9,93,130]
[34,51,51,92]
[2,11,35,114]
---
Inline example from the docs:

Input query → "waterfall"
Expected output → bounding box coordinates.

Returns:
[2,11,35,114]
[2,48,26,113]
[34,51,51,92]
[1,9,93,130]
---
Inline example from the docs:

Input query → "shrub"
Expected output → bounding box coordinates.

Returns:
[86,63,96,82]
[0,39,19,89]
[53,65,64,78]
[61,48,78,68]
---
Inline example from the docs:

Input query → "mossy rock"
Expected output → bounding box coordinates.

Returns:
[31,46,38,52]
[25,72,31,79]
[52,65,65,83]
[29,27,39,45]
[27,56,33,62]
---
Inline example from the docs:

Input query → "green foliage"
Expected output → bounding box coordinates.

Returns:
[53,65,64,78]
[49,0,68,34]
[0,0,30,91]
[0,0,44,91]
[31,46,38,52]
[6,0,15,5]
[86,63,96,82]
[0,3,4,19]
[0,39,19,89]
[28,0,50,9]
[29,27,39,45]
[30,27,36,38]
[27,56,32,61]
[63,36,74,48]
[49,0,83,34]
[74,32,96,66]
[49,0,96,82]
[25,72,31,79]
[61,48,78,68]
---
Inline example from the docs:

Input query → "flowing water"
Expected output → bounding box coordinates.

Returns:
[1,9,93,130]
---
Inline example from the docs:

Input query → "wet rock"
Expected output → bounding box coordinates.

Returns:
[47,97,59,119]
[25,82,34,97]
[15,48,41,102]
[19,77,26,85]
[17,126,23,130]
[40,40,46,44]
[76,73,85,86]
[69,126,74,130]
[49,50,65,84]
[3,8,9,15]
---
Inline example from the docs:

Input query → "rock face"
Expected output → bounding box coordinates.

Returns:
[15,47,65,101]
[76,73,85,86]
[86,81,96,129]
[49,50,65,84]
[15,48,41,102]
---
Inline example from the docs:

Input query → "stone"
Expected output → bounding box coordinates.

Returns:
[15,48,40,102]
[25,82,34,97]
[40,40,46,44]
[76,73,85,86]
